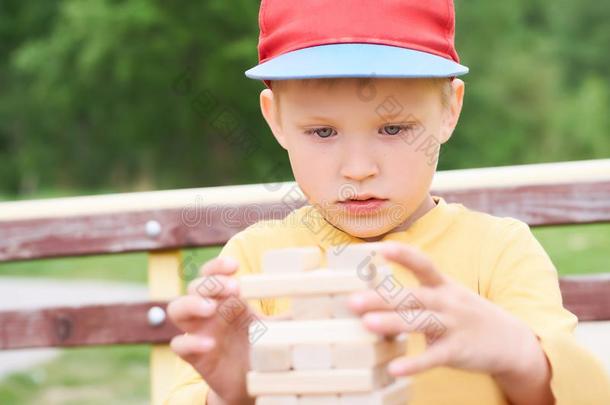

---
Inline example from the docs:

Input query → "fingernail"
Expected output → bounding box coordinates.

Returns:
[222,257,238,268]
[388,360,404,375]
[364,313,381,327]
[348,293,365,309]
[200,299,216,314]
[226,279,239,292]
[380,244,398,256]
[199,337,215,350]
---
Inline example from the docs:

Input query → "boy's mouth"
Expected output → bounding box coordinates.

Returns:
[337,195,388,213]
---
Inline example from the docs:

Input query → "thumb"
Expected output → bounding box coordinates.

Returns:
[380,242,447,287]
[387,341,451,376]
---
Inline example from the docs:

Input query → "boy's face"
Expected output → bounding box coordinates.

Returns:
[260,78,464,240]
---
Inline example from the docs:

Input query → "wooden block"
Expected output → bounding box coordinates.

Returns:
[326,243,388,271]
[381,378,411,404]
[330,294,356,318]
[246,366,387,395]
[262,247,322,273]
[338,393,370,405]
[256,396,298,405]
[239,270,371,299]
[327,243,394,293]
[298,395,340,404]
[339,377,411,405]
[250,319,380,346]
[250,343,292,372]
[333,335,407,368]
[326,271,397,319]
[292,295,333,320]
[292,343,333,370]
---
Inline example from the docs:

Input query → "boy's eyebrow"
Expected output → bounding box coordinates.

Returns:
[295,113,423,126]
[299,115,337,123]
[290,113,342,126]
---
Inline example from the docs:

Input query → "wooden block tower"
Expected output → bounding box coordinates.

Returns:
[239,243,411,404]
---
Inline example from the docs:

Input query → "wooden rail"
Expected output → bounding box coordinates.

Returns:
[2,159,610,262]
[0,301,179,349]
[1,274,608,351]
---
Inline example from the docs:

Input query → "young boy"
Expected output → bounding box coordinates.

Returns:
[165,1,610,404]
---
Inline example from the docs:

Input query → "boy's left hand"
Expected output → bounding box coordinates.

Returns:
[347,242,553,404]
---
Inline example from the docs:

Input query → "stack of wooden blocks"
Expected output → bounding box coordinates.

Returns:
[239,243,411,405]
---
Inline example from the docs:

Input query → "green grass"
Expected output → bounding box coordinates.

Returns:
[532,223,610,276]
[0,253,149,283]
[0,346,150,405]
[0,224,608,404]
[0,247,222,284]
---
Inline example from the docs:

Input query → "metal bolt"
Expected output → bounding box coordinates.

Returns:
[147,306,166,327]
[145,220,162,237]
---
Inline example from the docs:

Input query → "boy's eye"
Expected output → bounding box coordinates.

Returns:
[381,125,408,136]
[305,125,413,138]
[306,127,336,138]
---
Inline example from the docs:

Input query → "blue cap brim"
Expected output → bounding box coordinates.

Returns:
[245,43,468,80]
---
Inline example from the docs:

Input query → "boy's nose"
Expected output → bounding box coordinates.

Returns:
[339,149,380,182]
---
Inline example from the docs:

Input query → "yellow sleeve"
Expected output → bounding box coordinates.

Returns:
[483,219,610,405]
[164,230,272,405]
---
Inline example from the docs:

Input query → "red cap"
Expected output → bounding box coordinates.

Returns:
[245,0,468,87]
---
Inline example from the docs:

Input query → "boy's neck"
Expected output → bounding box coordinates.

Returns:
[361,194,438,242]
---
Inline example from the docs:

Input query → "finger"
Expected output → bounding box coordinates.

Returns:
[361,310,443,336]
[170,333,216,363]
[348,287,438,315]
[187,274,239,298]
[199,256,239,277]
[167,295,217,332]
[379,242,446,287]
[387,342,451,376]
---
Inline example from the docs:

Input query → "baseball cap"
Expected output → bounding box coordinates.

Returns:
[245,0,469,88]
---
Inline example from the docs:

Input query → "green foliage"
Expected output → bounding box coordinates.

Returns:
[0,0,608,196]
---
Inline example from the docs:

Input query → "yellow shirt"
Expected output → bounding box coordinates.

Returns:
[165,196,610,405]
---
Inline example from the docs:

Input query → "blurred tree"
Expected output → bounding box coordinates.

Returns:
[0,0,608,196]
[0,0,60,194]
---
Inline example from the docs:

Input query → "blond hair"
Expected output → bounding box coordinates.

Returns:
[270,77,453,117]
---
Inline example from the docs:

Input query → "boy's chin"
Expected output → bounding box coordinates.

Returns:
[334,218,398,241]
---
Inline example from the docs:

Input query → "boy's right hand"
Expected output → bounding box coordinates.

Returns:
[167,256,254,405]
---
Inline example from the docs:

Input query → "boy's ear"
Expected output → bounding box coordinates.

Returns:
[260,89,288,150]
[439,78,465,144]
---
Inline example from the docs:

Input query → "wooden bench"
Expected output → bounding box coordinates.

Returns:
[1,158,609,404]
